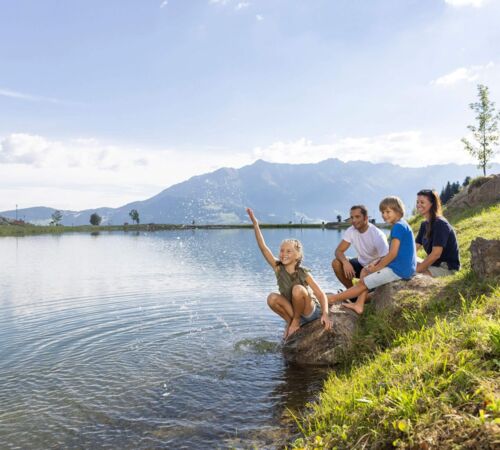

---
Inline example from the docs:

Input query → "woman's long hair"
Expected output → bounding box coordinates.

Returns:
[417,189,443,240]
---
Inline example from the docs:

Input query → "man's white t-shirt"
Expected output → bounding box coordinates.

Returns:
[343,223,389,266]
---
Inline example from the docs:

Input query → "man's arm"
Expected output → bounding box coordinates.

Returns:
[335,240,355,279]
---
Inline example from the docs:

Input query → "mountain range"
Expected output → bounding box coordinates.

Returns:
[2,159,497,225]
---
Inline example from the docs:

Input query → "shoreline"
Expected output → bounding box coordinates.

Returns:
[0,222,390,237]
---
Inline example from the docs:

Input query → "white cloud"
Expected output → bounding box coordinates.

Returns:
[160,0,168,8]
[0,134,131,169]
[0,88,68,104]
[431,62,494,86]
[445,0,489,7]
[256,14,264,21]
[0,133,252,211]
[235,2,250,10]
[2,130,495,212]
[209,0,232,5]
[252,132,485,167]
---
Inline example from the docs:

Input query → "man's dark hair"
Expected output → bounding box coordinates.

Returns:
[350,205,368,217]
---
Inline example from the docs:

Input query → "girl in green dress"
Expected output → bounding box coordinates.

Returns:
[246,208,332,340]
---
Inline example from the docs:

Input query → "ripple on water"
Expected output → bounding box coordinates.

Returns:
[0,230,342,448]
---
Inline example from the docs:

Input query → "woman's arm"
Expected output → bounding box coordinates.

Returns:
[416,246,443,272]
[306,274,332,331]
[246,208,277,268]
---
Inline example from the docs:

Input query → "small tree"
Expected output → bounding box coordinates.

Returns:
[90,213,102,226]
[50,210,62,226]
[462,176,472,187]
[461,84,499,176]
[129,209,140,225]
[336,214,342,223]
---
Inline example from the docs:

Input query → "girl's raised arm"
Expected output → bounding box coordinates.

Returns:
[246,208,277,268]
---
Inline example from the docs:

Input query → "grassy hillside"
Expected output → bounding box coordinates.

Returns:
[292,203,499,449]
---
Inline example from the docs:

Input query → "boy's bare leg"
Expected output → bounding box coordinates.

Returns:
[328,282,367,305]
[332,258,353,288]
[358,268,373,303]
[343,289,368,315]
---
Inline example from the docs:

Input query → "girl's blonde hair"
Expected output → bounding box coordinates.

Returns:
[279,239,304,270]
[379,196,405,217]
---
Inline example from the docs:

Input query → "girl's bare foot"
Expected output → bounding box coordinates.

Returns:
[286,320,300,339]
[342,301,364,315]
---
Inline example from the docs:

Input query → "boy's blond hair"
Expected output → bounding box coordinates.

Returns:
[379,196,405,217]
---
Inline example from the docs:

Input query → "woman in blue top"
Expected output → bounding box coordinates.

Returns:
[415,189,460,277]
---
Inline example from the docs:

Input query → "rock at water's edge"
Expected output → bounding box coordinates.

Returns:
[282,304,358,366]
[282,275,442,366]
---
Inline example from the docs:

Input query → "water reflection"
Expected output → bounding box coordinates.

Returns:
[0,229,346,449]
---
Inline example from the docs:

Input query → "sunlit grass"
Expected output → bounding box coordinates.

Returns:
[292,201,500,449]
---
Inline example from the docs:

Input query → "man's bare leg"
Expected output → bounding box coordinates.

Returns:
[332,258,353,288]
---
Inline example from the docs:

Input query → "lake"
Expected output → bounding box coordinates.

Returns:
[0,228,349,449]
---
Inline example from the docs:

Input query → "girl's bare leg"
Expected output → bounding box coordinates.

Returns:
[287,285,313,338]
[267,293,293,337]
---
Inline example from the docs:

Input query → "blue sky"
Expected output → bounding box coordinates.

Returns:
[1,0,499,211]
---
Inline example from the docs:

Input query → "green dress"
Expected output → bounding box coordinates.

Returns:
[275,264,319,305]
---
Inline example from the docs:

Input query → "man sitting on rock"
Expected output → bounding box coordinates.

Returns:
[330,205,389,294]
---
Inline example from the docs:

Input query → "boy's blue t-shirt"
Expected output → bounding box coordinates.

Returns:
[388,219,416,279]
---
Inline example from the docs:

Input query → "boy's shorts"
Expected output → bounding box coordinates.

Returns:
[364,267,401,290]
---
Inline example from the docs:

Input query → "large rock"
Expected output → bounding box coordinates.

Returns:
[370,274,442,313]
[447,174,500,209]
[282,304,358,366]
[282,275,442,366]
[470,238,500,279]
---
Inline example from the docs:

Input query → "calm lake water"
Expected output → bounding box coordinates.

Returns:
[0,229,348,449]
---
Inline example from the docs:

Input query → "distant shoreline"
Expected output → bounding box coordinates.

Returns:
[0,222,390,237]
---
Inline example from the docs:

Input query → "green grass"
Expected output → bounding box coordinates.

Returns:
[291,201,500,449]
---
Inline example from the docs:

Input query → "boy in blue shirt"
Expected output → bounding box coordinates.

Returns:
[329,196,416,315]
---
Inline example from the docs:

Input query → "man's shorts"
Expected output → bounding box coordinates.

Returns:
[364,267,402,290]
[348,257,364,278]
